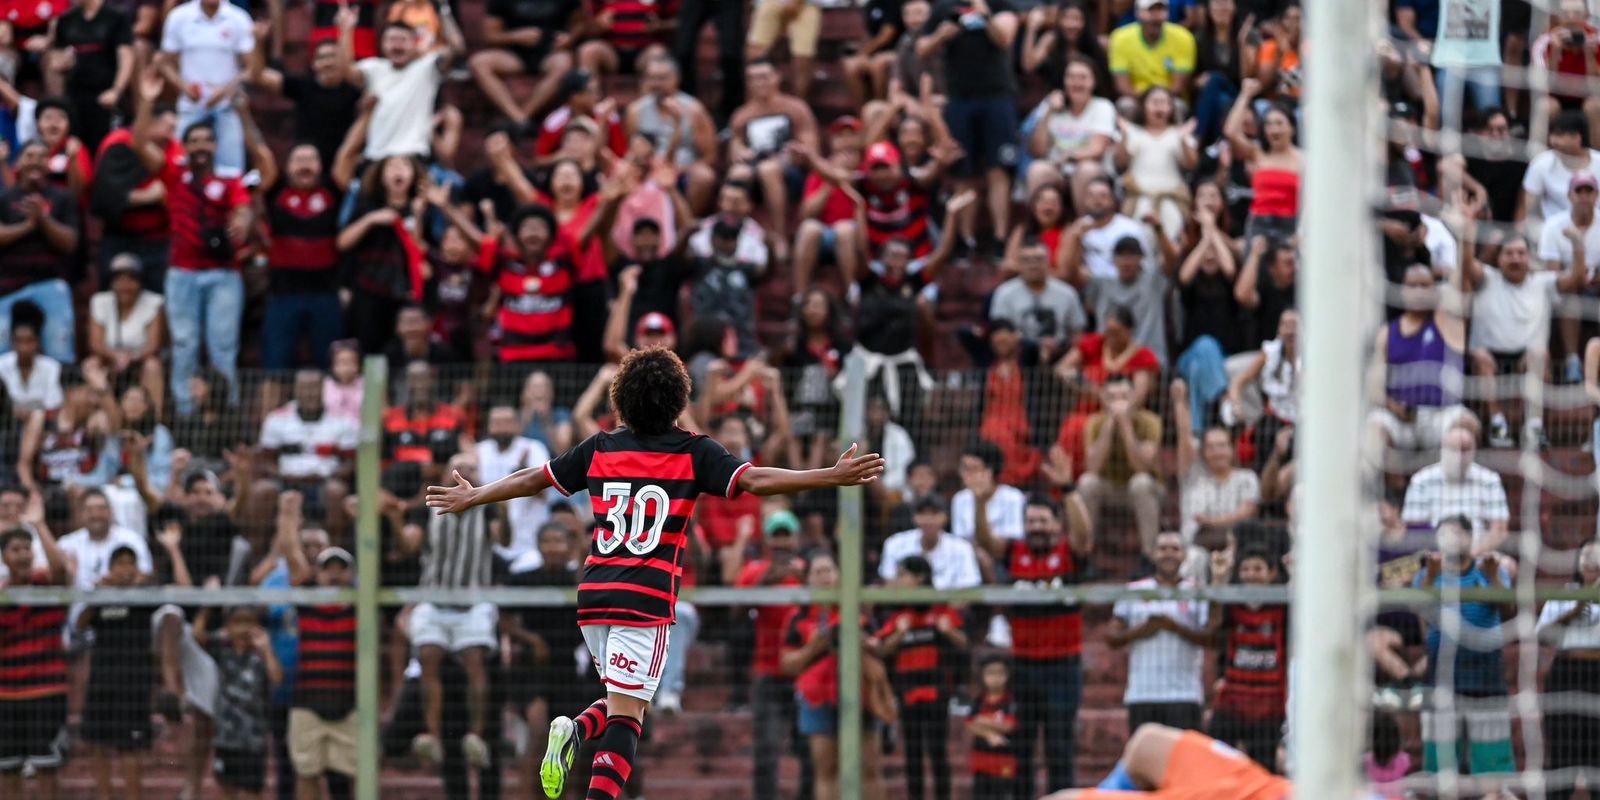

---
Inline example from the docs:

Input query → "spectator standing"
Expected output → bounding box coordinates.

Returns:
[131,70,251,416]
[671,0,743,120]
[1207,547,1289,769]
[336,155,429,355]
[877,555,967,800]
[157,0,254,175]
[287,546,359,800]
[337,7,465,161]
[1224,78,1303,242]
[951,441,1026,543]
[1105,531,1211,732]
[1114,89,1199,240]
[1109,0,1196,98]
[247,34,363,168]
[730,512,814,800]
[965,656,1019,800]
[0,140,80,363]
[1255,3,1303,103]
[77,546,158,800]
[1414,516,1515,776]
[1190,0,1253,144]
[989,237,1087,365]
[202,605,283,799]
[382,361,467,482]
[259,139,351,370]
[501,522,585,798]
[0,307,64,415]
[47,0,133,151]
[878,495,984,589]
[972,489,1092,795]
[477,405,552,561]
[688,217,766,358]
[92,103,178,291]
[0,523,70,800]
[467,0,579,126]
[745,0,822,99]
[86,255,166,412]
[1172,186,1240,429]
[1077,376,1164,556]
[917,0,1019,252]
[1529,0,1600,119]
[481,204,581,364]
[1536,540,1600,800]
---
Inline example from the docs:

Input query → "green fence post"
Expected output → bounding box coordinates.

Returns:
[355,356,388,800]
[836,351,867,800]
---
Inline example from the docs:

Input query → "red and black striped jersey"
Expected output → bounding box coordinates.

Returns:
[854,175,934,258]
[968,692,1018,778]
[875,606,963,705]
[1005,539,1082,660]
[478,239,579,362]
[1216,604,1289,721]
[544,427,750,627]
[293,603,358,719]
[266,180,342,294]
[0,571,68,701]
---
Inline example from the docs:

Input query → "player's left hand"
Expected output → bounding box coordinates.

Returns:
[830,443,885,486]
[425,470,479,514]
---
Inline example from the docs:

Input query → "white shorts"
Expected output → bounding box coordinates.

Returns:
[409,603,499,653]
[581,623,670,702]
[152,604,219,718]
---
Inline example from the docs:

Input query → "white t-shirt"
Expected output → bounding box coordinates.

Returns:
[358,51,444,159]
[1080,214,1154,281]
[1422,214,1458,275]
[1521,148,1600,222]
[1113,577,1210,704]
[1469,268,1560,353]
[57,525,153,590]
[1122,124,1188,195]
[160,0,254,110]
[0,352,62,413]
[877,530,983,590]
[89,291,165,355]
[950,484,1027,541]
[1537,597,1600,650]
[476,436,552,559]
[1537,210,1600,278]
[1039,97,1118,162]
[258,403,361,479]
[689,216,769,268]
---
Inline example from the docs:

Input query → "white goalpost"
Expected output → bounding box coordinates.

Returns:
[1294,0,1380,797]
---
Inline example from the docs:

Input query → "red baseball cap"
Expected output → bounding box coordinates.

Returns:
[864,141,901,168]
[1572,172,1599,191]
[829,115,863,134]
[635,312,676,339]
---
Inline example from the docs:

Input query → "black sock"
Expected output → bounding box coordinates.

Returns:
[586,715,642,799]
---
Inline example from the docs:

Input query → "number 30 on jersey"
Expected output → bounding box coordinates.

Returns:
[597,482,671,555]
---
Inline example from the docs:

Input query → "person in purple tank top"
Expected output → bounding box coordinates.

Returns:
[1368,264,1471,466]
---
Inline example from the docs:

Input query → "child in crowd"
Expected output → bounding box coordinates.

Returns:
[78,545,153,800]
[966,655,1018,800]
[202,604,283,799]
[876,555,967,800]
[1206,547,1289,770]
[1364,712,1412,797]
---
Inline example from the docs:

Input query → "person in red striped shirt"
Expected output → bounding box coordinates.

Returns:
[427,346,885,800]
[0,522,70,800]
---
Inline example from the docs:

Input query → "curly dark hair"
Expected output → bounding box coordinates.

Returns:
[609,347,691,435]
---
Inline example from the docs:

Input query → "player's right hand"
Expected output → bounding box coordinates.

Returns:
[425,470,478,514]
[831,443,886,486]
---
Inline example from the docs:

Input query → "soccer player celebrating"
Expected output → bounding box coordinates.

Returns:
[426,346,885,800]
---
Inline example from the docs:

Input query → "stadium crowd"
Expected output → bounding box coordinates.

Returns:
[0,0,1599,797]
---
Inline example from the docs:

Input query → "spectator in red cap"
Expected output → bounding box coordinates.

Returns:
[792,116,867,302]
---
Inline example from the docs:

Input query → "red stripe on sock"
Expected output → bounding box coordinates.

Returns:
[586,775,623,799]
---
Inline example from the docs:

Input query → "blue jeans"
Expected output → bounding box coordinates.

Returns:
[1014,656,1082,795]
[0,279,75,362]
[176,104,245,176]
[1436,65,1501,114]
[262,291,343,370]
[660,600,699,696]
[1178,335,1230,433]
[166,268,243,415]
[1193,72,1237,146]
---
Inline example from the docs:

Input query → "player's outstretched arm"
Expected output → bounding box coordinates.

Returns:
[425,466,554,514]
[738,443,886,497]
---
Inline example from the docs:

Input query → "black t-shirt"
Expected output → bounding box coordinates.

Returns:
[179,511,239,585]
[857,269,926,355]
[281,72,363,167]
[1250,277,1295,352]
[487,0,580,33]
[88,603,154,678]
[1179,270,1241,354]
[52,5,132,92]
[614,255,687,334]
[864,0,903,38]
[463,165,538,229]
[1467,155,1524,224]
[0,185,78,295]
[924,0,1017,99]
[505,564,582,661]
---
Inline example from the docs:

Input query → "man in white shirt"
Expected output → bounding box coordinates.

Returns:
[259,370,359,509]
[336,7,464,160]
[158,0,254,175]
[950,441,1026,543]
[1458,191,1585,447]
[475,405,552,561]
[1106,531,1210,733]
[1401,425,1511,558]
[1064,175,1156,281]
[1539,173,1600,383]
[56,488,152,590]
[878,496,983,590]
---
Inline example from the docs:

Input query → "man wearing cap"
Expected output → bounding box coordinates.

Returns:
[286,538,359,800]
[878,495,983,590]
[0,139,80,363]
[1108,0,1196,99]
[791,116,867,303]
[1540,172,1600,382]
[730,509,814,800]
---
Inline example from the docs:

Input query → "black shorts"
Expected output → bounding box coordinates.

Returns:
[614,46,645,75]
[214,746,267,791]
[0,694,68,773]
[512,43,557,76]
[943,96,1022,176]
[1489,349,1527,375]
[81,681,154,751]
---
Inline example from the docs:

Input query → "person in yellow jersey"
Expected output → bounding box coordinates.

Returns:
[1108,0,1197,99]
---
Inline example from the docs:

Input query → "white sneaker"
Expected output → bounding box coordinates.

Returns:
[461,732,491,769]
[1488,416,1513,448]
[655,689,683,716]
[1373,687,1403,712]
